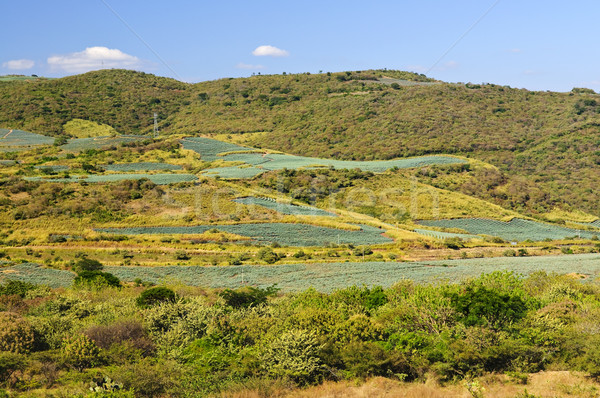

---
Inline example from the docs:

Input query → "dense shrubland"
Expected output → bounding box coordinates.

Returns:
[2,271,600,396]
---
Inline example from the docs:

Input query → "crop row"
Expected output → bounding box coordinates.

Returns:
[418,217,600,242]
[25,173,198,185]
[4,253,600,291]
[96,223,392,247]
[233,196,336,217]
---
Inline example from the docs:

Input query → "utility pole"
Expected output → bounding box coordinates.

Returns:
[153,113,158,138]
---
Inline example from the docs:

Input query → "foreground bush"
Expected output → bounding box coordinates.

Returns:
[136,287,177,308]
[0,313,35,354]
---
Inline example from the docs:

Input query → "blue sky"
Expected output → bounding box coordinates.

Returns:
[2,0,599,91]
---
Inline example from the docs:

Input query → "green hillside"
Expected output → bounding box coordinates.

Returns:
[1,69,598,217]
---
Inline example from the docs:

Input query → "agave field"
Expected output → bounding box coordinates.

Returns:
[0,128,54,148]
[418,218,600,242]
[3,253,600,291]
[233,196,336,217]
[96,223,392,246]
[184,136,466,178]
[412,228,480,240]
[181,137,253,161]
[60,135,146,152]
[25,173,198,185]
[202,165,266,179]
[102,162,183,172]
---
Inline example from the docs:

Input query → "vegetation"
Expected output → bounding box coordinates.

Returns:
[0,272,599,396]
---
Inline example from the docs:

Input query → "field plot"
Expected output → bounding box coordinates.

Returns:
[0,263,74,288]
[96,223,392,246]
[60,135,145,152]
[4,254,600,291]
[233,196,336,217]
[181,137,254,161]
[184,137,466,178]
[419,218,600,241]
[0,160,16,166]
[25,173,198,185]
[202,165,265,179]
[413,228,480,240]
[102,162,182,172]
[0,128,54,149]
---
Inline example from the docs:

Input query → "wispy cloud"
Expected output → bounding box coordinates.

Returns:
[236,63,265,70]
[47,46,141,73]
[508,48,522,53]
[2,59,35,70]
[252,45,289,57]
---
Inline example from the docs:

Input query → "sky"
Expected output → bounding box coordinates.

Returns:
[2,0,600,92]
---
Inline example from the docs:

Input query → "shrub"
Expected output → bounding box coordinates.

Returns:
[448,286,527,329]
[0,312,35,353]
[73,270,121,289]
[84,320,154,356]
[257,247,279,264]
[136,287,177,308]
[61,334,101,371]
[219,285,279,309]
[0,280,37,298]
[73,258,103,272]
[261,330,323,385]
[0,352,26,385]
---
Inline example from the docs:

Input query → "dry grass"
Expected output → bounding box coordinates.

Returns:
[221,372,600,398]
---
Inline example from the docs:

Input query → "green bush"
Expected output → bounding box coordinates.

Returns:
[136,287,177,308]
[74,270,121,289]
[0,352,26,385]
[261,330,323,385]
[219,285,279,309]
[0,280,37,298]
[73,258,103,272]
[0,313,35,354]
[448,286,527,329]
[256,247,280,264]
[61,334,102,371]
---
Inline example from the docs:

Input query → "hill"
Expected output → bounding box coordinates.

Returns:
[1,68,600,217]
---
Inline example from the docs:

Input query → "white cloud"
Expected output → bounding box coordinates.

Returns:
[252,45,289,57]
[236,63,265,70]
[47,46,141,73]
[2,59,35,70]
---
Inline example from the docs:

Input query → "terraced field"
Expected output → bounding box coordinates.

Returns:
[0,128,54,149]
[4,253,600,291]
[418,218,600,241]
[60,135,146,151]
[25,173,198,185]
[233,196,336,217]
[96,223,392,246]
[185,137,466,178]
